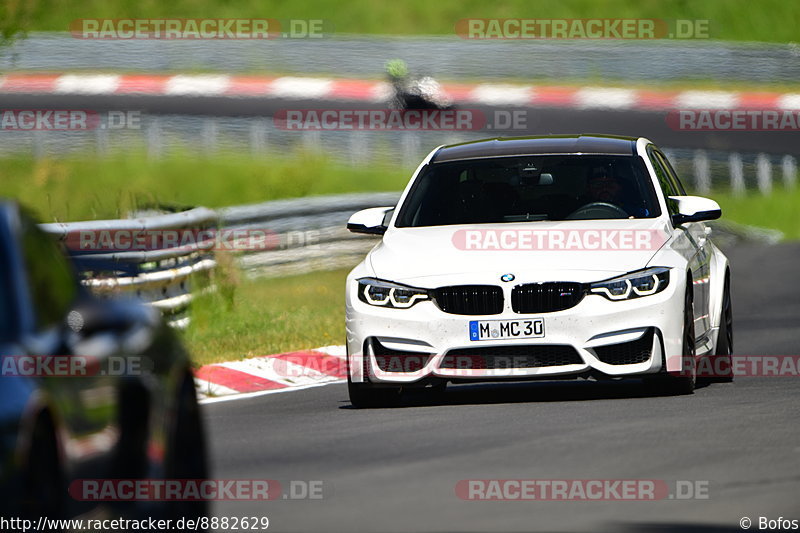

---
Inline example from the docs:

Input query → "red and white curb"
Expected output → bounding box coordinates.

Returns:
[2,73,799,111]
[194,345,347,403]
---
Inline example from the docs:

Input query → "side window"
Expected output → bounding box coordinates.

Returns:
[655,150,688,195]
[646,145,679,215]
[20,214,78,330]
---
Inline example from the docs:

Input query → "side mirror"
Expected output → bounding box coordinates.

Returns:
[347,207,394,235]
[668,196,722,226]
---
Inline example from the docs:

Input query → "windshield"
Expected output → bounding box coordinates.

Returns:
[395,155,661,227]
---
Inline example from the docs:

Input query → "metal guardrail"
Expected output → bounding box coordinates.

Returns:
[40,207,218,329]
[39,189,782,328]
[219,192,400,278]
[36,194,399,327]
[217,190,786,279]
[4,34,800,84]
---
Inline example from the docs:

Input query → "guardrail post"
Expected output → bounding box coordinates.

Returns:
[95,126,109,157]
[202,119,218,154]
[32,130,46,159]
[756,153,772,195]
[692,150,711,194]
[401,133,421,168]
[146,117,162,159]
[729,152,745,196]
[349,132,369,166]
[249,120,267,156]
[782,155,797,189]
[302,130,322,152]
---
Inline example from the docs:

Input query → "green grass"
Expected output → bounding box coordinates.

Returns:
[185,267,349,366]
[0,151,409,222]
[711,186,800,240]
[9,0,800,43]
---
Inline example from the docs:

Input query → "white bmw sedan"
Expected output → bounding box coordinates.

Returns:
[345,135,733,407]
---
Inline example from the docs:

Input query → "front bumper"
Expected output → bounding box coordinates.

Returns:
[345,274,686,384]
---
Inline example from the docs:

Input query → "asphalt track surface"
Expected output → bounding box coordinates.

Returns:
[2,92,797,156]
[204,242,800,532]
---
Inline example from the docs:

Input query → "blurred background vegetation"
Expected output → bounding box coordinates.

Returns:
[11,0,800,43]
[0,150,408,221]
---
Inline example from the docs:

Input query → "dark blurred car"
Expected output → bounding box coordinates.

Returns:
[0,201,207,521]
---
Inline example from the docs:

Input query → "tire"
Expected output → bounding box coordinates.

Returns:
[647,278,696,395]
[706,272,734,382]
[115,383,149,479]
[165,375,209,520]
[21,414,64,525]
[347,373,402,408]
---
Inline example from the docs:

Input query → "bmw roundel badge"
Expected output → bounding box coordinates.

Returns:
[501,273,515,282]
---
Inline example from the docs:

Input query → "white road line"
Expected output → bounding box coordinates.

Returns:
[574,87,637,109]
[470,84,534,105]
[777,94,800,110]
[199,379,344,405]
[269,77,333,99]
[195,378,240,399]
[675,90,739,109]
[54,74,121,94]
[165,75,231,96]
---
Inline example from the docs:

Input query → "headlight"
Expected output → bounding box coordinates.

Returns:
[590,267,670,301]
[357,278,430,309]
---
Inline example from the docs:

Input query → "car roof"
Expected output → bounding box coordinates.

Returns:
[431,134,639,163]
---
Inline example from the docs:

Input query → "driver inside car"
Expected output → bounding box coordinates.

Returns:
[583,165,652,217]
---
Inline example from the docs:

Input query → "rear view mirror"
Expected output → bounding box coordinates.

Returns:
[347,207,394,235]
[668,195,722,226]
[538,173,554,185]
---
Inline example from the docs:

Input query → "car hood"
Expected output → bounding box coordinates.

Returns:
[367,219,672,286]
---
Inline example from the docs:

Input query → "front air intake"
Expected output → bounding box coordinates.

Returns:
[593,329,654,365]
[440,345,583,369]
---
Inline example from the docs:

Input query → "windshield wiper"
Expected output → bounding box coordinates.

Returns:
[503,213,549,222]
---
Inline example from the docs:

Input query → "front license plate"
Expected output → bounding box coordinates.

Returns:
[469,319,545,341]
